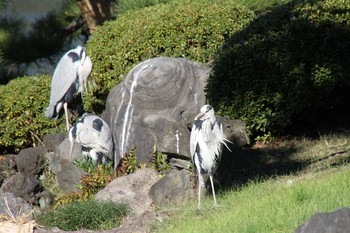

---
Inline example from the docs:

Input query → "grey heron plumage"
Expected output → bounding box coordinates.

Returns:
[190,104,231,210]
[68,113,115,168]
[45,45,92,132]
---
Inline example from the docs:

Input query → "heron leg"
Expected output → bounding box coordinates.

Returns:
[209,175,219,207]
[197,173,204,210]
[63,103,70,132]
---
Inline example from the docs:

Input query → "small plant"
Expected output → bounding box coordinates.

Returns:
[73,155,99,174]
[35,199,130,231]
[116,148,141,176]
[150,144,170,174]
[39,166,61,200]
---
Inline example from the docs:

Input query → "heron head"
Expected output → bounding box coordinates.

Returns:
[194,105,214,120]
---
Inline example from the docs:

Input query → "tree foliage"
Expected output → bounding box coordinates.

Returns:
[207,0,350,137]
[85,0,255,113]
[0,75,65,154]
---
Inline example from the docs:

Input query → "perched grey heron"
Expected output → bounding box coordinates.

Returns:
[68,113,115,167]
[45,45,92,132]
[190,104,231,210]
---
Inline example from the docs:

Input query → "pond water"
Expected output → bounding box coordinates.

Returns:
[1,0,87,78]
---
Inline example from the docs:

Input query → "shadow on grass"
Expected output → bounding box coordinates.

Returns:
[217,135,350,191]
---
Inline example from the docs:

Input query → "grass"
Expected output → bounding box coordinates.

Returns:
[154,132,350,232]
[35,199,130,231]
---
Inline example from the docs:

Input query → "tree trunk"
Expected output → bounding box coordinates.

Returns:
[76,0,115,34]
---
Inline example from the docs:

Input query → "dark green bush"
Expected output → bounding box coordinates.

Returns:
[0,75,65,154]
[85,0,255,112]
[207,0,350,137]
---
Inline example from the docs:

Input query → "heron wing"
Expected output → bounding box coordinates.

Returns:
[190,120,202,162]
[48,51,80,107]
[83,115,113,158]
[78,55,92,95]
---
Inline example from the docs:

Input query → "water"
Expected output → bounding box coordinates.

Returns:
[1,0,86,77]
[3,0,62,31]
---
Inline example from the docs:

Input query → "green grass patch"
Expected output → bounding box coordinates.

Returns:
[155,165,350,233]
[35,199,130,231]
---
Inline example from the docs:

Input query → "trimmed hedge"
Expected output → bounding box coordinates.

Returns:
[85,0,255,113]
[207,0,350,136]
[0,75,65,154]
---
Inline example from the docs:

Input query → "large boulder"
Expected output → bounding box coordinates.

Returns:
[295,207,350,233]
[102,57,209,163]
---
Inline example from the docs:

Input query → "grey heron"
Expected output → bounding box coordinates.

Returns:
[190,104,231,210]
[68,113,115,168]
[45,45,92,132]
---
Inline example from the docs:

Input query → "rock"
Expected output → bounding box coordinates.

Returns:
[169,158,192,170]
[0,173,39,204]
[95,168,159,215]
[294,207,350,233]
[17,147,46,176]
[0,154,17,187]
[0,191,33,218]
[102,57,209,163]
[45,150,87,195]
[57,137,82,162]
[149,169,196,207]
[43,133,66,154]
[220,116,250,147]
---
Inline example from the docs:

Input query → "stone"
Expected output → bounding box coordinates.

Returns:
[43,133,66,154]
[16,147,46,176]
[220,116,250,147]
[0,154,17,187]
[0,191,33,218]
[102,57,209,163]
[95,168,159,215]
[0,173,39,203]
[149,169,196,207]
[294,207,350,233]
[169,158,192,170]
[57,137,82,162]
[55,160,87,194]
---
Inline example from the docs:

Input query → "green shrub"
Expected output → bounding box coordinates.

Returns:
[85,0,255,113]
[36,199,130,231]
[207,0,350,137]
[0,75,65,154]
[115,0,173,16]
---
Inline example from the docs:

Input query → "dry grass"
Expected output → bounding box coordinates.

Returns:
[0,197,36,233]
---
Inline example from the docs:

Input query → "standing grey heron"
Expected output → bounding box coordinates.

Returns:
[190,104,231,210]
[68,113,115,168]
[45,45,92,132]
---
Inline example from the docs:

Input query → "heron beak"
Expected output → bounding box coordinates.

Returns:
[194,112,205,120]
[69,141,75,162]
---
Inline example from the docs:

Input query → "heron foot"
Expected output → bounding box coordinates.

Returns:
[210,204,221,210]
